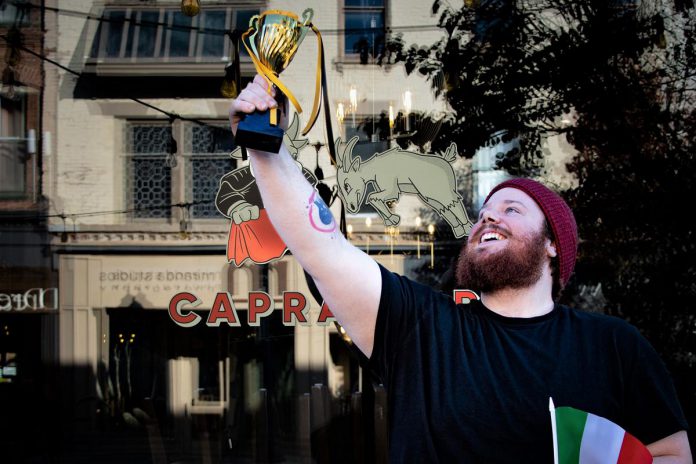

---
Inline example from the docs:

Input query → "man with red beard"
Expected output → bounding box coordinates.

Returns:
[456,180,568,306]
[230,76,691,463]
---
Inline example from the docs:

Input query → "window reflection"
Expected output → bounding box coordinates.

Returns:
[104,299,296,461]
[344,0,386,60]
[91,7,259,62]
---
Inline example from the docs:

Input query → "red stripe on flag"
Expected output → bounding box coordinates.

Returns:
[617,432,653,464]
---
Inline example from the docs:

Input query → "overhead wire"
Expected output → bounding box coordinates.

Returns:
[0,1,439,223]
[4,0,441,138]
[0,198,216,221]
[0,29,324,223]
[0,35,231,138]
[0,28,232,221]
[18,1,442,36]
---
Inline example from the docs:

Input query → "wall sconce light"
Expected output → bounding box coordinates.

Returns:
[349,85,358,127]
[337,102,346,125]
[403,90,412,131]
[428,224,435,268]
[387,225,397,262]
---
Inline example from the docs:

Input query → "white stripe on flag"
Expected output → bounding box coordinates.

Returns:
[579,412,625,464]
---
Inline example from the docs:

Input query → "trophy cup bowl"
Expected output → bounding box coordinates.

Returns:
[235,9,314,153]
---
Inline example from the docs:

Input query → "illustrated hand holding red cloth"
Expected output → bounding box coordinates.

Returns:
[227,209,288,266]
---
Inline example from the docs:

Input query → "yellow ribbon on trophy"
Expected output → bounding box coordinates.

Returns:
[241,9,324,136]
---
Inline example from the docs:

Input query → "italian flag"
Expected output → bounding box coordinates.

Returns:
[549,398,653,464]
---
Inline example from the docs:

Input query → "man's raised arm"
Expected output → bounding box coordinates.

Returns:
[229,75,381,358]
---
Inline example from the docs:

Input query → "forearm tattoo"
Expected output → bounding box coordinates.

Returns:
[307,190,337,233]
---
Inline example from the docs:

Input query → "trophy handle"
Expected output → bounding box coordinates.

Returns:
[301,8,313,26]
[245,15,260,59]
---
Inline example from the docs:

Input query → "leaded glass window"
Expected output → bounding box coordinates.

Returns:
[127,124,172,218]
[186,124,236,218]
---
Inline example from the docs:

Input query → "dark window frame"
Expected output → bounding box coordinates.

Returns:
[341,0,388,65]
[88,5,261,67]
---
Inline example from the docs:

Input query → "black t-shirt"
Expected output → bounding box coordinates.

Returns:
[367,265,688,463]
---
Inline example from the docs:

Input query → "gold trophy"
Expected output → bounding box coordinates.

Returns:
[235,9,324,153]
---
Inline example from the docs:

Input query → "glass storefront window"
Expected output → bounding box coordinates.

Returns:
[101,302,302,462]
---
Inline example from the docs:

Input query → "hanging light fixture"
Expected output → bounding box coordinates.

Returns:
[220,62,238,98]
[1,67,18,100]
[5,46,20,68]
[166,123,178,168]
[4,28,22,67]
[1,28,22,101]
[221,30,242,99]
[181,0,201,17]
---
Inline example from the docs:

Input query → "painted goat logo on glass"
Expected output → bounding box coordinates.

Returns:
[216,119,474,266]
[334,136,474,238]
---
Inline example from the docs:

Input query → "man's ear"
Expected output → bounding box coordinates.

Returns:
[546,240,558,258]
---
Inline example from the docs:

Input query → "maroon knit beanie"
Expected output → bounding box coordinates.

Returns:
[484,178,577,286]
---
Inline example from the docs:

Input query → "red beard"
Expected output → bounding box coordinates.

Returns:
[455,225,548,293]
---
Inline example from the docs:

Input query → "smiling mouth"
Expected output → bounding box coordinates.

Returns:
[479,231,507,244]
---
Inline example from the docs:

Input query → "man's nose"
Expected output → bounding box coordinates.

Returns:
[481,209,500,223]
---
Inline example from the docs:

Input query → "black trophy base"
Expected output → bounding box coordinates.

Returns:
[235,109,284,153]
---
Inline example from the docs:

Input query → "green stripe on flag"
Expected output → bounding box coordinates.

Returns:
[556,407,588,463]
